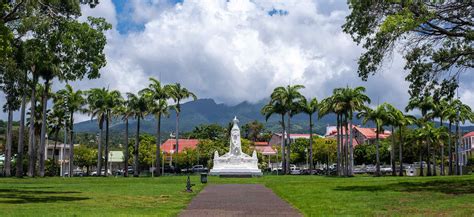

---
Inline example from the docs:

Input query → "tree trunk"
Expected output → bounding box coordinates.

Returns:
[309,114,313,172]
[155,113,162,176]
[455,119,460,175]
[124,118,129,177]
[280,114,286,175]
[16,91,27,178]
[336,114,341,176]
[68,113,74,177]
[349,116,354,176]
[440,118,444,176]
[104,112,110,177]
[433,147,437,176]
[391,126,396,176]
[5,109,13,177]
[344,116,349,176]
[134,117,140,177]
[97,122,103,176]
[52,130,59,162]
[286,114,291,174]
[448,122,452,175]
[419,144,424,176]
[398,126,403,176]
[39,79,50,177]
[27,74,38,177]
[375,123,381,177]
[427,139,432,176]
[175,111,180,167]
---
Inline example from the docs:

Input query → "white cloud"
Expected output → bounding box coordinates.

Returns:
[1,0,473,123]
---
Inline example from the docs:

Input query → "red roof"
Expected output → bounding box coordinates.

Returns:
[254,142,268,146]
[253,146,277,155]
[161,139,199,153]
[463,131,474,138]
[274,133,318,138]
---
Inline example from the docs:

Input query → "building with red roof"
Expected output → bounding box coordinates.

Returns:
[462,131,474,165]
[161,139,200,154]
[268,133,322,147]
[325,125,391,146]
[251,141,277,156]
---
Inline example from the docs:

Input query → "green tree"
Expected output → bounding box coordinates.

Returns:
[140,78,169,177]
[268,85,305,174]
[113,97,133,177]
[343,1,472,99]
[242,120,264,142]
[386,105,415,176]
[188,124,227,140]
[127,92,148,177]
[261,101,287,174]
[75,145,98,175]
[358,104,388,176]
[55,84,85,177]
[165,83,197,165]
[299,97,318,171]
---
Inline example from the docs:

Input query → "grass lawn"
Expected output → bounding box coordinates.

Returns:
[0,175,473,216]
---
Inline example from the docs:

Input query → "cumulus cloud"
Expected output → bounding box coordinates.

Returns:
[1,0,472,122]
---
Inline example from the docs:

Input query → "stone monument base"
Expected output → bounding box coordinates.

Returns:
[209,168,263,177]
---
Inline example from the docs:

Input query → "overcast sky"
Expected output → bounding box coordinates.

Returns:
[1,0,473,123]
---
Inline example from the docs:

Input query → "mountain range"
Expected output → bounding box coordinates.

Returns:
[73,98,474,135]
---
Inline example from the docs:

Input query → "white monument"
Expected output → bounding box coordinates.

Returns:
[210,117,262,176]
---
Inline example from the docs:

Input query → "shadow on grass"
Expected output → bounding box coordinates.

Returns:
[0,189,89,204]
[334,179,474,195]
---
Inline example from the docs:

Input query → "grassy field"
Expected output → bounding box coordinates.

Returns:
[0,175,473,216]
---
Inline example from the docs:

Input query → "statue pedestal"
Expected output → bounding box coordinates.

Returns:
[209,117,262,177]
[210,153,262,177]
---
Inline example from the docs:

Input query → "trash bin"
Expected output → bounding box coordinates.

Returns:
[200,173,208,184]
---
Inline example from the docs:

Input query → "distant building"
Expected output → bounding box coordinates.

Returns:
[107,151,124,172]
[462,131,474,165]
[325,125,391,146]
[268,133,322,147]
[161,139,200,154]
[251,141,277,156]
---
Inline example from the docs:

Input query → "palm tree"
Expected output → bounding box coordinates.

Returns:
[38,69,55,177]
[86,88,108,176]
[319,93,342,176]
[386,105,416,176]
[26,71,39,177]
[338,86,370,176]
[442,103,457,175]
[48,102,68,164]
[428,99,449,175]
[358,104,388,176]
[299,97,318,171]
[113,98,132,177]
[165,83,197,165]
[452,100,473,175]
[104,90,122,176]
[16,71,29,178]
[127,92,148,177]
[140,78,169,177]
[56,84,85,177]
[270,85,305,174]
[261,101,287,174]
[406,96,435,176]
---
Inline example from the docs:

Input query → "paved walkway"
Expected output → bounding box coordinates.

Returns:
[180,184,301,217]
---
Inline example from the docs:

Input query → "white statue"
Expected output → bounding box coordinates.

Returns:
[210,117,262,176]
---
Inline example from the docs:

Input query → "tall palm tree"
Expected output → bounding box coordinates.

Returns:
[16,71,29,178]
[261,101,287,174]
[299,97,318,171]
[270,85,305,174]
[104,90,123,177]
[140,78,169,177]
[442,103,457,175]
[319,93,343,176]
[428,99,449,175]
[48,101,68,164]
[386,105,416,176]
[26,71,39,177]
[127,92,148,177]
[358,104,388,176]
[113,98,132,177]
[86,88,108,176]
[56,84,85,177]
[406,96,435,176]
[38,69,56,177]
[165,83,197,164]
[338,86,371,176]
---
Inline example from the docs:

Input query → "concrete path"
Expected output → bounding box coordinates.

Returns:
[180,184,302,217]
